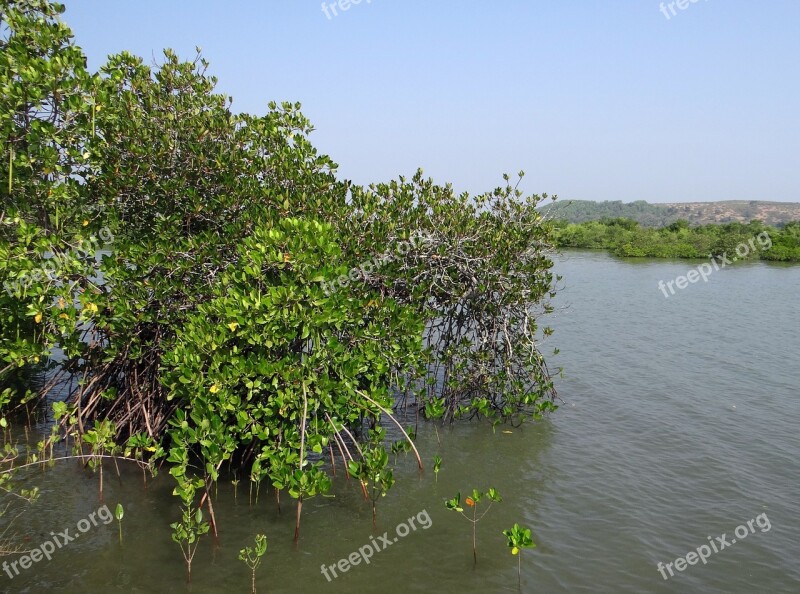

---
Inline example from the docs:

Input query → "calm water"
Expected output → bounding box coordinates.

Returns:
[5,251,799,593]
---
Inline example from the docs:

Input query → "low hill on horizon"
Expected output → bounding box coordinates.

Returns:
[539,199,800,227]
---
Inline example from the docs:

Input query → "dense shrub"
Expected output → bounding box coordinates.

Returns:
[1,0,559,553]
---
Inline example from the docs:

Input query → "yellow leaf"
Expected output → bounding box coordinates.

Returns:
[209,384,220,394]
[34,312,42,324]
[512,547,519,555]
[58,297,65,309]
[82,220,89,227]
[59,313,69,320]
[86,302,98,313]
[283,253,291,263]
[502,430,513,434]
[228,322,239,331]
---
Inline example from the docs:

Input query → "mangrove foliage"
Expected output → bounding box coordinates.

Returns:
[0,0,559,574]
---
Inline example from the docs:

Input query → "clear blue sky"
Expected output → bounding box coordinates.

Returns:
[62,1,800,203]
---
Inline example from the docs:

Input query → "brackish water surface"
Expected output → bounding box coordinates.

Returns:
[5,251,799,593]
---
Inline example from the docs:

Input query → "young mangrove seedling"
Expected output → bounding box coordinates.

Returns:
[390,439,410,465]
[82,419,120,500]
[286,384,332,543]
[115,503,124,544]
[389,426,417,465]
[502,523,536,588]
[348,428,395,529]
[424,397,446,443]
[445,487,502,564]
[432,455,442,483]
[231,477,240,503]
[239,533,268,594]
[169,471,210,582]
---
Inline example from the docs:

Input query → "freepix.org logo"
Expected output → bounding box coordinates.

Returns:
[656,512,771,580]
[659,0,710,21]
[321,0,373,21]
[657,231,771,298]
[3,505,115,580]
[321,509,432,582]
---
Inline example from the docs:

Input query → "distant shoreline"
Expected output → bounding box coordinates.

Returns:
[552,219,800,262]
[540,199,800,228]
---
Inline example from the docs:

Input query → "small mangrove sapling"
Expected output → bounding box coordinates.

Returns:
[445,487,502,564]
[239,533,268,594]
[115,503,124,544]
[502,523,536,587]
[347,428,395,528]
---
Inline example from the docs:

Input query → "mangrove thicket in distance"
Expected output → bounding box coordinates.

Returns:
[552,218,800,261]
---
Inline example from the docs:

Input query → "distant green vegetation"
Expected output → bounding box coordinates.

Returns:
[540,199,800,227]
[543,200,677,226]
[553,218,800,262]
